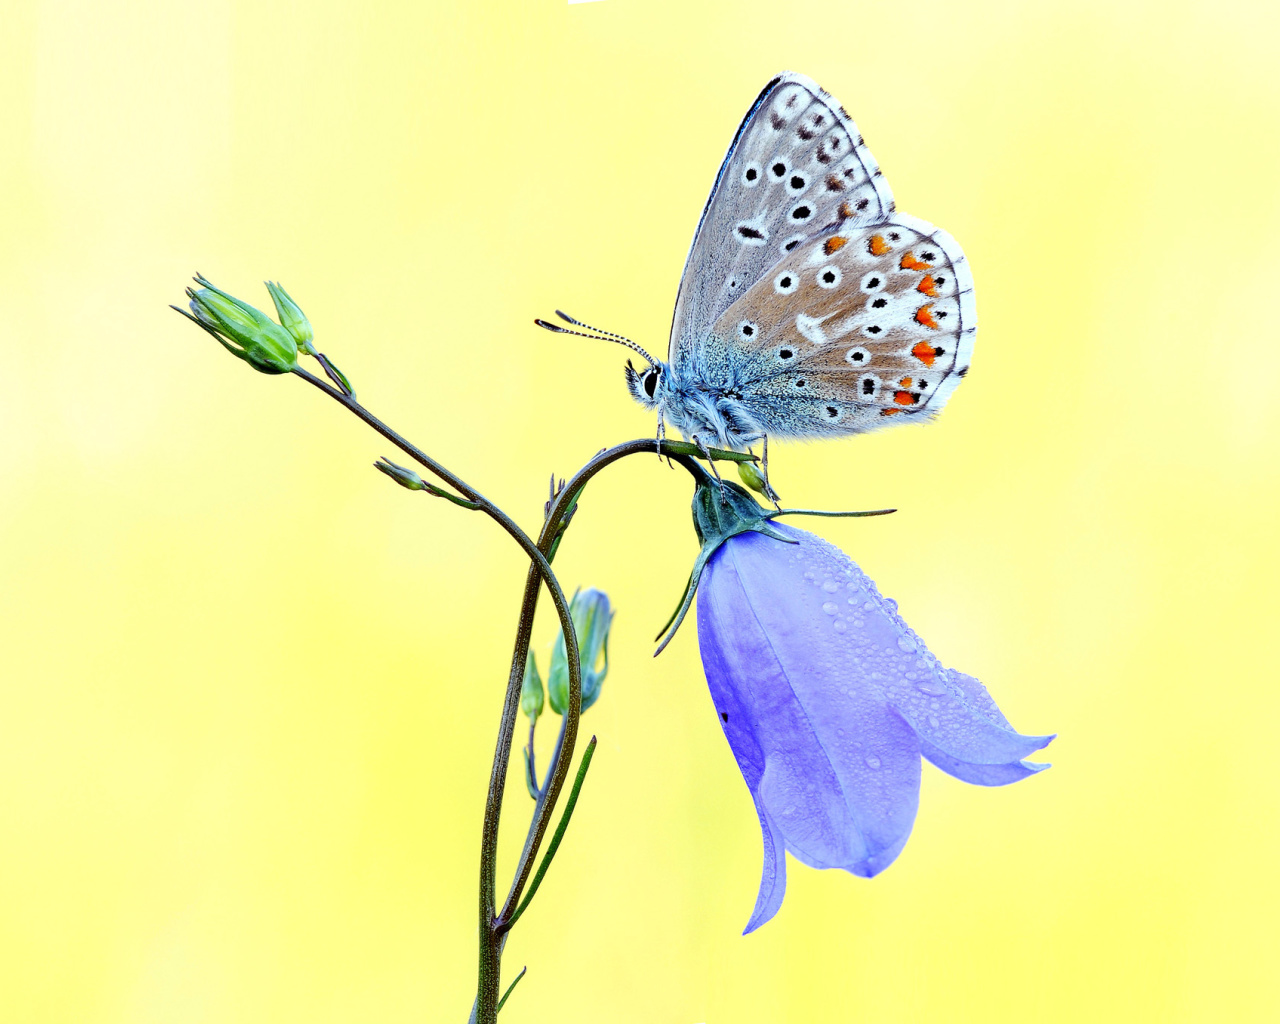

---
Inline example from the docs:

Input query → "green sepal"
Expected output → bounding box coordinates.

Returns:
[653,461,895,654]
[545,486,581,563]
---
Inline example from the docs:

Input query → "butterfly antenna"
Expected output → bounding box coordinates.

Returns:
[534,310,659,366]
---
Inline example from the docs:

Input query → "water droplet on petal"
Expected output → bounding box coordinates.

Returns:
[804,570,815,580]
[897,636,916,653]
[865,755,882,769]
[822,580,840,593]
[822,602,839,615]
[885,598,898,612]
[862,601,874,611]
[833,619,847,633]
[928,715,941,730]
[916,680,946,696]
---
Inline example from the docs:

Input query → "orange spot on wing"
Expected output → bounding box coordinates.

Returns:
[911,341,937,366]
[823,235,848,255]
[893,390,916,405]
[899,377,913,387]
[880,408,901,417]
[899,252,931,271]
[914,303,940,329]
[868,234,891,256]
[916,274,938,297]
[838,201,855,219]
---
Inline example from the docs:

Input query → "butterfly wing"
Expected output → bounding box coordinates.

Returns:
[711,213,976,437]
[668,71,895,366]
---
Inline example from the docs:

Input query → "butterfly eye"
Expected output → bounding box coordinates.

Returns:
[642,370,659,399]
[737,320,758,340]
[817,265,842,289]
[845,347,870,365]
[741,162,762,187]
[773,271,798,295]
[860,271,885,292]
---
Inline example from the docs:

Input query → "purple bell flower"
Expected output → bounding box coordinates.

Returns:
[695,523,1053,934]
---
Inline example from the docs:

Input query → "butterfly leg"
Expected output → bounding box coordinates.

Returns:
[760,433,781,508]
[692,434,729,502]
[656,415,675,468]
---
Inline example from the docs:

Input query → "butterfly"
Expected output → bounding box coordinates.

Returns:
[539,71,974,484]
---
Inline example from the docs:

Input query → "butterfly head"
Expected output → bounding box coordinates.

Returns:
[625,359,666,411]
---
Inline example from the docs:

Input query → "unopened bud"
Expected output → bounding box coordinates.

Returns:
[548,588,614,715]
[736,460,769,496]
[265,280,315,354]
[374,457,427,490]
[520,650,545,722]
[175,274,299,374]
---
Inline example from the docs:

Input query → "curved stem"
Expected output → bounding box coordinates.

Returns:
[287,369,748,1023]
[492,439,747,928]
[289,365,583,1023]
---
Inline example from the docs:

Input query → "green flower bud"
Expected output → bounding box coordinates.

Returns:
[265,280,315,354]
[374,457,427,490]
[176,274,299,374]
[520,650,545,722]
[736,460,769,495]
[547,588,614,715]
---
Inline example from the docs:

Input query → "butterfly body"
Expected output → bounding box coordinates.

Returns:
[626,72,975,453]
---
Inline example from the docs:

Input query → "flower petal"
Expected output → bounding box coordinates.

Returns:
[771,533,1055,766]
[918,669,1053,784]
[693,520,1052,930]
[919,739,1049,786]
[697,529,924,911]
[883,662,1054,767]
[744,786,787,934]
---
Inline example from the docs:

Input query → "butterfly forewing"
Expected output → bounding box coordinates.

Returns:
[669,72,895,365]
[710,214,975,438]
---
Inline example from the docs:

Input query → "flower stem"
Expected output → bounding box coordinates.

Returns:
[282,374,747,1023]
[288,365,583,1024]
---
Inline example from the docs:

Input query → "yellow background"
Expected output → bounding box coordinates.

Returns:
[2,0,1277,1020]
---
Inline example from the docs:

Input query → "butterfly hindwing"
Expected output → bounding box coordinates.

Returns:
[710,214,975,438]
[668,72,895,366]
